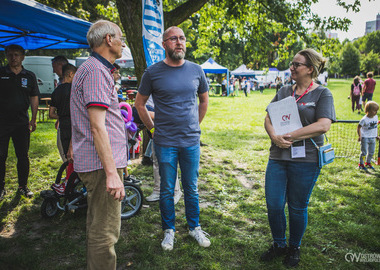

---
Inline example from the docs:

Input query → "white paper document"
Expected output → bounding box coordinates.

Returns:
[291,140,306,158]
[267,96,303,135]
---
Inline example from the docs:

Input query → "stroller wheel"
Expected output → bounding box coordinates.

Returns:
[41,198,59,218]
[121,183,143,220]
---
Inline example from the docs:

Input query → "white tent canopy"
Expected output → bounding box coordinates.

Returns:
[115,47,133,68]
[231,64,255,76]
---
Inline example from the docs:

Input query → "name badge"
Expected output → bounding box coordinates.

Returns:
[291,140,306,158]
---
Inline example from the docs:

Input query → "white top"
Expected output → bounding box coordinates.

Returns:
[359,115,378,138]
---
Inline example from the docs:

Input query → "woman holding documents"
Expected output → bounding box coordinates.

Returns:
[261,49,336,268]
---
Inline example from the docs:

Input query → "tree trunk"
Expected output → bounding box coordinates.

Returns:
[116,0,208,83]
[116,0,145,84]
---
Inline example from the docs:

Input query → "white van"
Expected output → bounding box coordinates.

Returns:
[23,56,56,98]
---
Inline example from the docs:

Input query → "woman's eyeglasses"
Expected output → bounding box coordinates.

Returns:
[289,62,308,69]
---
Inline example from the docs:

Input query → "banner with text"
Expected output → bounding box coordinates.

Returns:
[142,0,165,67]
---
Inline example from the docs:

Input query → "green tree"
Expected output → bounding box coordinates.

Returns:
[363,30,380,55]
[360,50,380,75]
[325,39,343,77]
[116,0,360,81]
[34,0,362,81]
[340,42,360,76]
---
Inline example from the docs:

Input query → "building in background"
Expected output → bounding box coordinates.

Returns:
[365,13,380,35]
[325,30,338,39]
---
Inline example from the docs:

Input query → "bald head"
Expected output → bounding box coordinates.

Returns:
[163,26,183,41]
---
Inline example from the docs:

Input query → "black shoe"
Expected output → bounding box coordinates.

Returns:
[283,246,300,268]
[200,141,208,147]
[260,243,287,262]
[0,189,6,200]
[141,156,153,166]
[18,186,34,198]
[124,175,142,185]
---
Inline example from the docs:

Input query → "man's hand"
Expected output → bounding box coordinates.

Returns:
[106,175,125,201]
[67,144,74,163]
[29,119,37,133]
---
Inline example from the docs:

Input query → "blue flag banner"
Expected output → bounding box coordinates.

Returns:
[142,0,165,67]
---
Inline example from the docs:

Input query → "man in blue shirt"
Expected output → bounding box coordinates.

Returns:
[135,26,209,251]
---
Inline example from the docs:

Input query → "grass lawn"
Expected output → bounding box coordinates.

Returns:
[0,78,379,269]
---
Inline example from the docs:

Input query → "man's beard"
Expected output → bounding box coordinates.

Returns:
[167,47,186,61]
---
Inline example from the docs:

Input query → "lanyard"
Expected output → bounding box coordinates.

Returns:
[292,81,313,103]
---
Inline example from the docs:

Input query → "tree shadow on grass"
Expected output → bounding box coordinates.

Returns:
[0,194,21,231]
[0,192,87,269]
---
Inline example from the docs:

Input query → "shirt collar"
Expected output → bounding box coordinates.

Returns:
[5,65,28,75]
[91,52,116,72]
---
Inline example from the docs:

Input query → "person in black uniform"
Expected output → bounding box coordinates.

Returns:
[49,64,77,159]
[0,44,39,200]
[49,64,77,194]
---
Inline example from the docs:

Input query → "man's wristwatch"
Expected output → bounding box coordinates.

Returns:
[150,127,155,134]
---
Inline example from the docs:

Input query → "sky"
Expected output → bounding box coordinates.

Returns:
[310,0,380,41]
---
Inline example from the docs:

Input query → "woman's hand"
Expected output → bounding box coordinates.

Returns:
[271,134,293,148]
[265,114,293,148]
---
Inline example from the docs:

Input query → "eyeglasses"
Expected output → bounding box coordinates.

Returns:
[289,62,309,69]
[114,35,126,44]
[164,36,186,43]
[104,34,126,44]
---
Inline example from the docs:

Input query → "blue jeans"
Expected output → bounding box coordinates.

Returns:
[360,137,376,164]
[265,159,321,247]
[362,93,373,102]
[154,143,200,231]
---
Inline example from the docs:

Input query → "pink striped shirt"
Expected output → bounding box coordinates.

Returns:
[70,53,128,172]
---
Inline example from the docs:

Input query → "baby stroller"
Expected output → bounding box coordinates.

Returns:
[40,161,143,219]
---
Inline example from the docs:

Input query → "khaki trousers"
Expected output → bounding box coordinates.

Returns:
[79,169,123,270]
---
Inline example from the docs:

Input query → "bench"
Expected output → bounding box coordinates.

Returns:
[38,97,51,122]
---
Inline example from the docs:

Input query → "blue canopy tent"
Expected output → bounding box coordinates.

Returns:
[200,58,230,95]
[0,0,91,50]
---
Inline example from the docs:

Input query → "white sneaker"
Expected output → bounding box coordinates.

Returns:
[161,229,175,251]
[146,192,160,202]
[174,190,182,205]
[189,226,211,247]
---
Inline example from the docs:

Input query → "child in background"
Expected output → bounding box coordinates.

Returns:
[357,101,380,171]
[49,64,77,194]
[350,76,362,113]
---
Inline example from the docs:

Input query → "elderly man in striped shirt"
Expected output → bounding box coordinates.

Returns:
[70,20,127,270]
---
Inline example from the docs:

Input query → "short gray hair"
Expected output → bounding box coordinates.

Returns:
[87,20,119,49]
